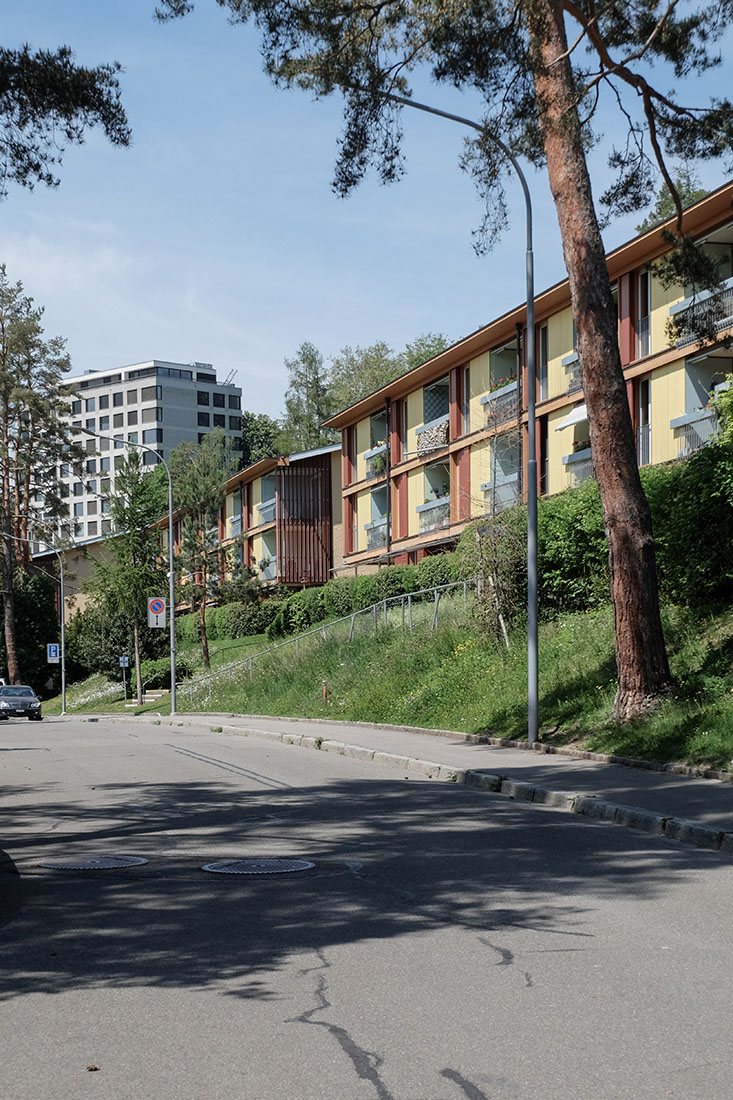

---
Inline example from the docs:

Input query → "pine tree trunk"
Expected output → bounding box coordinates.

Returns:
[527,0,671,719]
[1,530,19,683]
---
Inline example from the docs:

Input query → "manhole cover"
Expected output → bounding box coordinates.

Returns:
[201,858,315,875]
[37,854,149,870]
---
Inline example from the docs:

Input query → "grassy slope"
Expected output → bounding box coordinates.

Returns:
[48,600,733,770]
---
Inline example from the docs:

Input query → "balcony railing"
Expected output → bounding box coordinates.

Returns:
[671,279,733,349]
[364,443,388,481]
[636,422,651,466]
[417,495,450,532]
[676,411,719,457]
[481,379,519,429]
[258,556,278,582]
[229,513,243,537]
[365,519,389,550]
[563,447,594,488]
[256,498,276,525]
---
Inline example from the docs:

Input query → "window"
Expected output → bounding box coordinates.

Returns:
[198,433,206,444]
[197,391,210,406]
[87,521,98,537]
[73,482,84,497]
[114,455,124,470]
[213,392,225,407]
[142,428,163,444]
[113,392,123,407]
[71,399,82,415]
[74,522,84,537]
[141,384,162,402]
[85,397,95,412]
[538,324,549,401]
[99,394,109,410]
[99,437,110,451]
[73,501,84,517]
[637,269,650,357]
[85,418,96,431]
[461,365,471,434]
[86,479,97,495]
[87,500,97,516]
[229,394,241,410]
[144,450,160,466]
[141,406,162,423]
[114,435,125,449]
[99,415,110,431]
[127,389,137,404]
[128,432,138,444]
[101,477,110,493]
[198,411,210,427]
[113,412,124,428]
[101,498,110,514]
[85,439,96,453]
[229,415,242,431]
[59,463,69,478]
[100,457,111,473]
[101,519,112,535]
[213,413,225,428]
[86,459,97,474]
[422,376,450,424]
[127,410,138,426]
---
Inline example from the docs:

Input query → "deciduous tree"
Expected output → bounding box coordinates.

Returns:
[158,0,733,719]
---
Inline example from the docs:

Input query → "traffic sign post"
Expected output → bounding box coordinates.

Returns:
[47,643,60,665]
[148,597,167,629]
[119,656,129,703]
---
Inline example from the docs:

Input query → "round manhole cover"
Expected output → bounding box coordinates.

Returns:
[38,854,149,870]
[201,858,315,875]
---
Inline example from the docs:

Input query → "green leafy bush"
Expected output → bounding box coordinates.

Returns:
[536,478,609,614]
[352,575,378,610]
[204,607,218,641]
[131,654,193,692]
[176,612,201,643]
[415,553,457,591]
[322,578,354,618]
[217,599,283,638]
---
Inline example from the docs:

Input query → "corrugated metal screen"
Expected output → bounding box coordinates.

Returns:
[278,455,332,585]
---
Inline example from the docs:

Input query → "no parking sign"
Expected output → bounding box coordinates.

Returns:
[147,597,167,628]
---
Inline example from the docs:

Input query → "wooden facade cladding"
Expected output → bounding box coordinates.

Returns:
[277,453,332,586]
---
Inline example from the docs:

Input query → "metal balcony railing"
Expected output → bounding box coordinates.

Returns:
[365,444,388,481]
[484,380,519,429]
[636,422,651,466]
[366,520,389,550]
[674,283,733,349]
[258,556,278,582]
[257,498,276,525]
[677,412,719,457]
[418,496,450,532]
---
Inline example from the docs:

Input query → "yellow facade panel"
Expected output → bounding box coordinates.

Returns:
[650,359,686,464]
[466,352,489,434]
[355,417,371,482]
[546,305,575,400]
[650,273,683,357]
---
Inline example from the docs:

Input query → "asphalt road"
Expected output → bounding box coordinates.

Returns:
[1,716,732,1100]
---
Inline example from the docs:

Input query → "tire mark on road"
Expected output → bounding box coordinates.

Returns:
[167,744,292,789]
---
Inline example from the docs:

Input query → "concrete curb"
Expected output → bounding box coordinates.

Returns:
[206,720,733,856]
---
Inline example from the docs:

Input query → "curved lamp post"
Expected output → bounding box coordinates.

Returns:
[380,92,538,744]
[1,528,66,714]
[80,429,177,715]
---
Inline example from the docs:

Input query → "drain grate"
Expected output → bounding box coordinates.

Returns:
[201,858,315,875]
[38,854,149,870]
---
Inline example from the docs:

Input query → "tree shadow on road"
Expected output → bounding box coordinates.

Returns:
[0,772,724,1003]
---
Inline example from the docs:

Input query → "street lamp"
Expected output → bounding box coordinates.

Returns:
[381,92,539,744]
[79,429,177,715]
[1,528,66,714]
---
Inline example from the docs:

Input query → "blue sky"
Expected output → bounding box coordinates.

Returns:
[3,1,730,418]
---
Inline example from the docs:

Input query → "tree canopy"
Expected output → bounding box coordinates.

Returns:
[0,44,129,197]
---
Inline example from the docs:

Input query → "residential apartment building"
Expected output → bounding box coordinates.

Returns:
[60,360,242,542]
[160,443,343,594]
[324,182,733,571]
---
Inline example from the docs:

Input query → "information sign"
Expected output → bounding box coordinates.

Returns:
[47,643,60,665]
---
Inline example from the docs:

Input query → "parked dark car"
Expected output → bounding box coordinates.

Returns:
[0,685,43,720]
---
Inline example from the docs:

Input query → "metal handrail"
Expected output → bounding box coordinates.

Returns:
[177,578,477,699]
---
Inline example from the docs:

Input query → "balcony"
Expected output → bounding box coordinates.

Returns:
[256,497,276,525]
[417,495,450,532]
[563,447,594,488]
[481,474,520,513]
[670,277,733,349]
[481,379,519,429]
[364,443,388,481]
[562,352,582,395]
[229,512,243,537]
[258,556,278,582]
[670,408,719,457]
[365,518,389,550]
[415,414,449,457]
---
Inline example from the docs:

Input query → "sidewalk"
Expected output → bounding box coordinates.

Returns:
[150,711,733,855]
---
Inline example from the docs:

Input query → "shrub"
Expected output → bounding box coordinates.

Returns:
[132,654,193,692]
[218,598,285,638]
[537,479,608,614]
[322,578,355,618]
[176,612,201,643]
[415,552,457,591]
[352,575,378,610]
[204,607,218,641]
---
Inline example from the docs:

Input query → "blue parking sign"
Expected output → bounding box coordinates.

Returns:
[47,643,60,665]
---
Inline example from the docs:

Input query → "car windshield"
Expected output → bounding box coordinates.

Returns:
[0,686,36,697]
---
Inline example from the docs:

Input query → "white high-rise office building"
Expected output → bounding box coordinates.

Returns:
[58,359,243,541]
